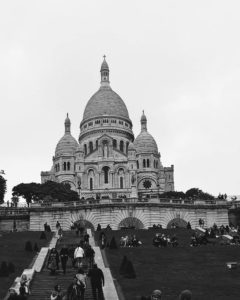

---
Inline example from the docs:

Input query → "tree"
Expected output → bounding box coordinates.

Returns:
[12,182,40,207]
[160,191,186,199]
[119,256,128,275]
[123,260,136,278]
[0,175,7,204]
[12,180,79,206]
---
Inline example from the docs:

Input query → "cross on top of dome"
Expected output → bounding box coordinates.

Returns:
[100,55,110,86]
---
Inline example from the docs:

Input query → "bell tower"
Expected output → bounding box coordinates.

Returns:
[100,55,110,86]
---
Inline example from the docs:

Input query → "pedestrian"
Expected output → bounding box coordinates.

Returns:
[87,263,104,300]
[179,290,192,300]
[74,243,85,269]
[67,277,82,300]
[56,221,61,231]
[75,268,87,300]
[48,248,60,275]
[85,245,95,268]
[60,244,69,274]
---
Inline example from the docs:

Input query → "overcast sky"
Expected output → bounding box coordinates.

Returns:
[0,0,240,202]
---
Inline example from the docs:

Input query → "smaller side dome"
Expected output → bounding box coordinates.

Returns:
[55,114,79,156]
[134,111,158,155]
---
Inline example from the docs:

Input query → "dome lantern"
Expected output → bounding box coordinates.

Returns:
[100,55,110,86]
[141,110,147,132]
[65,113,71,134]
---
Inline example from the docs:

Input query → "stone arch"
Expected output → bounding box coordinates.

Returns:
[74,219,95,231]
[118,217,144,229]
[69,211,99,230]
[167,218,187,229]
[60,179,76,190]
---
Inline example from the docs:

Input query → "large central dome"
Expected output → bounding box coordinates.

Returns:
[81,57,131,125]
[82,86,129,122]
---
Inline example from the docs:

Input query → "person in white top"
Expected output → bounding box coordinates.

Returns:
[74,243,85,268]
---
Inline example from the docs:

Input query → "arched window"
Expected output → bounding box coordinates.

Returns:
[126,142,129,153]
[67,162,70,170]
[90,178,93,190]
[147,159,150,168]
[63,162,66,171]
[120,177,124,189]
[84,144,87,155]
[89,141,93,153]
[137,161,139,169]
[103,166,109,184]
[96,140,98,149]
[143,159,146,168]
[113,139,117,148]
[55,165,57,172]
[156,161,158,168]
[120,140,124,152]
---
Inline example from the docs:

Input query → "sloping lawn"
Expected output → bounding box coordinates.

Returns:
[95,229,240,300]
[0,231,52,298]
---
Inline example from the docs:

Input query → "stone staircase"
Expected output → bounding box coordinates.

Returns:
[28,231,95,300]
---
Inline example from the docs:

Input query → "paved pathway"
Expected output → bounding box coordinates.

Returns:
[28,231,94,300]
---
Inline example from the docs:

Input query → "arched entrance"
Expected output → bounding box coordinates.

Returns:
[73,219,95,231]
[167,218,187,229]
[118,217,144,229]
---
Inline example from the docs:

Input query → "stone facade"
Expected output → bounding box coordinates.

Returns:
[41,57,174,201]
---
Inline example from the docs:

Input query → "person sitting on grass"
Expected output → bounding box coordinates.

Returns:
[179,289,192,300]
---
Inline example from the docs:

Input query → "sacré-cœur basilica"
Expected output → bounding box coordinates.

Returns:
[35,57,228,230]
[41,57,174,201]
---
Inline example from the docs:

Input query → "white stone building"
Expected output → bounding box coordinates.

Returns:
[41,58,174,201]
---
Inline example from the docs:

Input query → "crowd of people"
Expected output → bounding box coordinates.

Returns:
[152,233,178,248]
[119,234,142,247]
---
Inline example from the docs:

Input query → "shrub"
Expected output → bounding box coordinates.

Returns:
[40,231,47,240]
[8,262,15,274]
[119,255,128,275]
[123,260,136,278]
[0,261,9,277]
[25,241,33,252]
[34,242,39,252]
[109,236,118,249]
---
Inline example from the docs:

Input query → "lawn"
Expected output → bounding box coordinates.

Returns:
[0,231,52,299]
[95,228,240,300]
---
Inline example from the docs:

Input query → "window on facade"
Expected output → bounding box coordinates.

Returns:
[156,161,158,168]
[84,144,87,155]
[137,160,139,169]
[67,162,70,170]
[84,124,87,129]
[126,142,129,153]
[89,141,93,153]
[143,159,146,168]
[120,177,124,189]
[125,122,129,127]
[90,178,93,190]
[119,121,123,125]
[103,166,109,184]
[63,162,66,171]
[147,159,150,168]
[113,139,117,148]
[96,140,98,149]
[120,140,124,152]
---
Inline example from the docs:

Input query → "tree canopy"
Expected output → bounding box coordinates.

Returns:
[0,175,7,204]
[12,181,79,206]
[160,188,214,200]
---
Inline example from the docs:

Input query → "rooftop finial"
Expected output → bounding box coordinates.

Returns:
[65,113,71,133]
[141,110,147,131]
[100,55,110,86]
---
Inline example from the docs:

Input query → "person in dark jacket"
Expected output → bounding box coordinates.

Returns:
[87,263,104,300]
[60,244,69,274]
[67,277,82,300]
